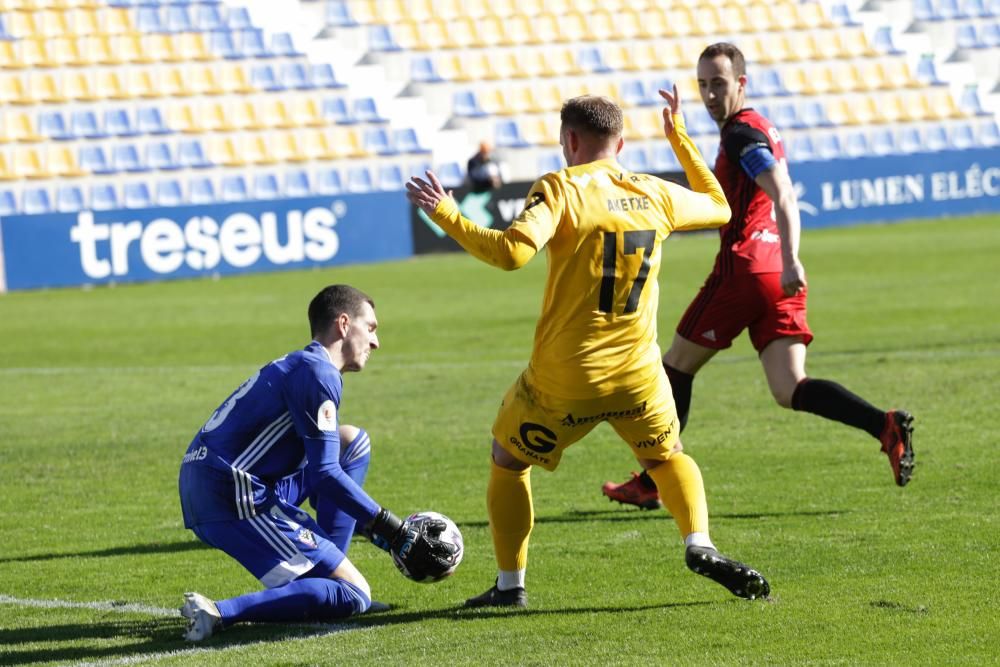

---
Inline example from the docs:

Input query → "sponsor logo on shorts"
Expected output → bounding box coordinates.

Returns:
[560,402,647,427]
[635,423,675,449]
[508,422,557,465]
[182,446,209,464]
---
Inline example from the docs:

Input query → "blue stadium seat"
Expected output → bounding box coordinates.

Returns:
[411,56,444,83]
[346,166,375,192]
[829,3,861,25]
[316,167,343,194]
[916,55,947,85]
[311,63,346,89]
[898,126,923,153]
[178,139,212,168]
[251,64,283,91]
[0,16,13,41]
[578,46,612,73]
[70,111,105,139]
[226,6,254,30]
[869,127,897,155]
[799,101,833,128]
[284,169,311,197]
[981,22,1000,45]
[325,1,359,27]
[872,27,905,54]
[252,173,280,200]
[620,79,650,107]
[815,134,843,159]
[23,188,52,215]
[112,144,148,173]
[56,185,85,213]
[146,141,180,171]
[537,153,564,174]
[842,130,870,157]
[79,146,114,174]
[495,119,531,148]
[104,109,137,137]
[772,102,805,130]
[0,189,19,216]
[208,30,240,59]
[90,184,120,211]
[353,97,388,123]
[270,33,302,58]
[912,0,939,20]
[453,90,488,118]
[924,125,948,151]
[978,118,1000,146]
[155,179,184,206]
[938,0,962,18]
[686,107,716,136]
[651,144,681,171]
[124,183,152,209]
[436,162,464,188]
[368,25,401,52]
[620,148,650,173]
[364,127,396,155]
[137,107,171,135]
[38,111,72,141]
[221,174,249,201]
[322,97,354,124]
[241,29,273,58]
[195,4,225,30]
[394,128,431,154]
[960,86,991,115]
[950,122,976,149]
[787,135,817,162]
[377,164,405,191]
[136,7,166,33]
[165,6,194,32]
[282,63,314,90]
[955,24,983,49]
[752,67,789,97]
[188,176,217,204]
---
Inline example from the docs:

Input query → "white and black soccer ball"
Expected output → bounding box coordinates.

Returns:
[392,511,464,583]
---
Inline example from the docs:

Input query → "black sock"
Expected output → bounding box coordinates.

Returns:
[639,364,695,489]
[790,378,885,439]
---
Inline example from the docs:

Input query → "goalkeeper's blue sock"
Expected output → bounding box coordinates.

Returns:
[215,578,370,625]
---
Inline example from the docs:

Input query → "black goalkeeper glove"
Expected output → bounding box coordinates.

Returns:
[364,509,459,579]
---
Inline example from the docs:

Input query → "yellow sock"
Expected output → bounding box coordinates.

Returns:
[646,452,709,539]
[487,460,533,572]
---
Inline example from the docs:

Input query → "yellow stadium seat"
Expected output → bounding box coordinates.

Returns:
[188,65,222,96]
[14,147,49,179]
[159,67,192,98]
[47,36,84,66]
[637,8,670,39]
[210,136,244,166]
[39,9,71,37]
[126,68,158,98]
[501,14,535,46]
[0,152,15,180]
[623,110,660,140]
[604,44,638,72]
[525,13,561,44]
[774,32,810,62]
[29,71,64,102]
[169,103,203,133]
[201,102,232,132]
[292,98,325,128]
[244,134,277,165]
[220,64,254,93]
[103,7,133,35]
[484,0,516,18]
[473,16,505,47]
[489,51,529,79]
[521,115,560,146]
[260,99,295,129]
[272,132,308,163]
[532,82,564,113]
[794,1,832,29]
[6,111,42,142]
[94,70,128,99]
[80,34,117,65]
[339,127,369,158]
[143,34,178,63]
[838,28,877,58]
[18,39,56,68]
[48,145,84,177]
[558,11,596,42]
[478,88,511,115]
[177,32,212,61]
[437,53,485,81]
[875,58,918,89]
[0,75,33,105]
[63,70,96,101]
[412,18,448,50]
[111,34,150,64]
[434,0,470,20]
[6,11,37,39]
[541,48,583,77]
[809,30,844,59]
[69,7,99,35]
[719,4,751,33]
[300,129,338,160]
[0,41,22,69]
[691,6,722,36]
[230,99,263,131]
[345,0,376,23]
[922,89,965,120]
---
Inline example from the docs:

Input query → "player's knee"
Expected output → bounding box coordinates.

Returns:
[339,424,361,447]
[770,384,796,409]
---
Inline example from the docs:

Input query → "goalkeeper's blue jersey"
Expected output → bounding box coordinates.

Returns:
[179,341,380,527]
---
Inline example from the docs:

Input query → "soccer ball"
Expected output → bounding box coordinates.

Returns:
[392,511,464,583]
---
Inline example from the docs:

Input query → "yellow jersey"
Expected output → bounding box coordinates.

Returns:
[428,116,730,399]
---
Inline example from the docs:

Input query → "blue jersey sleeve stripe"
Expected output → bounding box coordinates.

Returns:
[739,146,777,180]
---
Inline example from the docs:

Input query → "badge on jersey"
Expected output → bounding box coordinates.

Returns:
[317,400,337,432]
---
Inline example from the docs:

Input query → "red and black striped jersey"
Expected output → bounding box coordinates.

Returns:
[711,107,786,275]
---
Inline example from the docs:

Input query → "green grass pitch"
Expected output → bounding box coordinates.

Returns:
[0,214,997,665]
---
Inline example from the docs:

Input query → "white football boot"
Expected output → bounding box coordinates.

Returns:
[180,591,222,641]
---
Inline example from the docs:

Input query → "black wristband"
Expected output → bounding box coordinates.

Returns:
[365,508,403,544]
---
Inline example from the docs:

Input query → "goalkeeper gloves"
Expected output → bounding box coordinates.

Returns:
[364,508,458,579]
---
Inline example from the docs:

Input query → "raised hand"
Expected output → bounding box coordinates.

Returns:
[659,84,682,137]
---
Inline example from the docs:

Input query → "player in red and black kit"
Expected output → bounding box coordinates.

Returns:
[603,43,915,509]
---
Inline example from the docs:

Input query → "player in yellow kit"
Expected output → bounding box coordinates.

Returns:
[406,89,769,606]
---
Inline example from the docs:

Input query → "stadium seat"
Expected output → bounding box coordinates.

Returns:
[367,24,402,52]
[0,188,17,216]
[195,4,225,31]
[353,97,388,123]
[177,139,211,169]
[251,64,283,92]
[165,6,194,33]
[292,98,324,127]
[90,183,120,210]
[251,173,278,199]
[897,126,923,153]
[872,26,905,55]
[145,141,179,171]
[283,169,311,198]
[815,133,843,159]
[111,144,147,173]
[842,130,870,157]
[272,132,308,162]
[220,174,248,201]
[311,63,345,89]
[49,145,84,177]
[281,62,313,90]
[219,63,254,94]
[38,110,72,141]
[395,128,431,154]
[620,147,650,173]
[104,108,137,137]
[322,96,353,124]
[869,127,897,155]
[978,118,1000,146]
[325,1,358,27]
[436,161,464,188]
[78,145,113,174]
[123,182,152,209]
[786,134,817,163]
[411,55,444,83]
[208,30,240,59]
[188,176,216,204]
[452,90,488,118]
[960,86,991,115]
[377,164,405,191]
[136,6,164,32]
[651,143,681,172]
[346,165,375,192]
[55,184,85,213]
[155,179,184,206]
[950,122,976,149]
[620,79,650,108]
[363,127,396,155]
[955,24,983,49]
[23,187,53,215]
[270,33,302,58]
[315,167,343,194]
[495,119,531,148]
[135,107,170,135]
[577,46,612,73]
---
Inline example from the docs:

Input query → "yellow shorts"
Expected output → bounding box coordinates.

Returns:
[491,368,680,471]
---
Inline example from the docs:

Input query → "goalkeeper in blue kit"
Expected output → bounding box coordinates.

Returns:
[177,284,457,641]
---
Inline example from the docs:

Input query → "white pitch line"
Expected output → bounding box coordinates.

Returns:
[0,594,176,616]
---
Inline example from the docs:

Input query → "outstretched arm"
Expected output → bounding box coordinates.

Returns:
[406,170,553,271]
[756,163,806,296]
